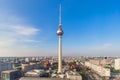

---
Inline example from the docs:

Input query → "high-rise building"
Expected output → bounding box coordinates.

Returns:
[57,4,64,73]
[25,58,30,62]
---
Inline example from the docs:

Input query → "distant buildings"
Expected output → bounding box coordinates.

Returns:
[43,58,50,69]
[21,62,43,72]
[0,56,83,80]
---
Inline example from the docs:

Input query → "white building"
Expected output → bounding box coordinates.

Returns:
[85,61,110,77]
[114,58,120,70]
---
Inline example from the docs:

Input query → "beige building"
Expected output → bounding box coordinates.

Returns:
[21,64,33,72]
[21,62,43,72]
[25,58,30,62]
[89,59,110,66]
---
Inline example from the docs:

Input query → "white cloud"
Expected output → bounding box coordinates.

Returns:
[0,1,53,56]
[93,43,112,50]
[11,26,39,36]
[0,40,12,47]
[102,43,112,48]
[0,13,40,49]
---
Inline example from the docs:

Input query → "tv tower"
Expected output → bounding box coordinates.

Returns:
[57,4,64,73]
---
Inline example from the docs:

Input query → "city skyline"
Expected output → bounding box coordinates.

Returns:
[0,0,120,56]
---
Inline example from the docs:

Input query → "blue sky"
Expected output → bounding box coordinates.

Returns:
[0,0,120,56]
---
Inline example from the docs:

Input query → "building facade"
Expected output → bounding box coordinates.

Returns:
[1,70,23,80]
[85,61,110,77]
[0,62,13,71]
[114,58,120,70]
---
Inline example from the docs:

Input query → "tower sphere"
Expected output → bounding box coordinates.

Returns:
[57,24,63,36]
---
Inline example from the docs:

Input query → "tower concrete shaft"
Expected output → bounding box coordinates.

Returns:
[58,36,62,73]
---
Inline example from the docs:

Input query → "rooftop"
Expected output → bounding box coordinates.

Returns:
[2,70,18,73]
[19,77,69,80]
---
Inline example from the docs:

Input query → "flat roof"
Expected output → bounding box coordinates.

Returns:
[2,70,18,73]
[19,77,69,80]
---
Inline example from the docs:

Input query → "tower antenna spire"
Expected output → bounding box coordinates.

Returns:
[59,3,62,25]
